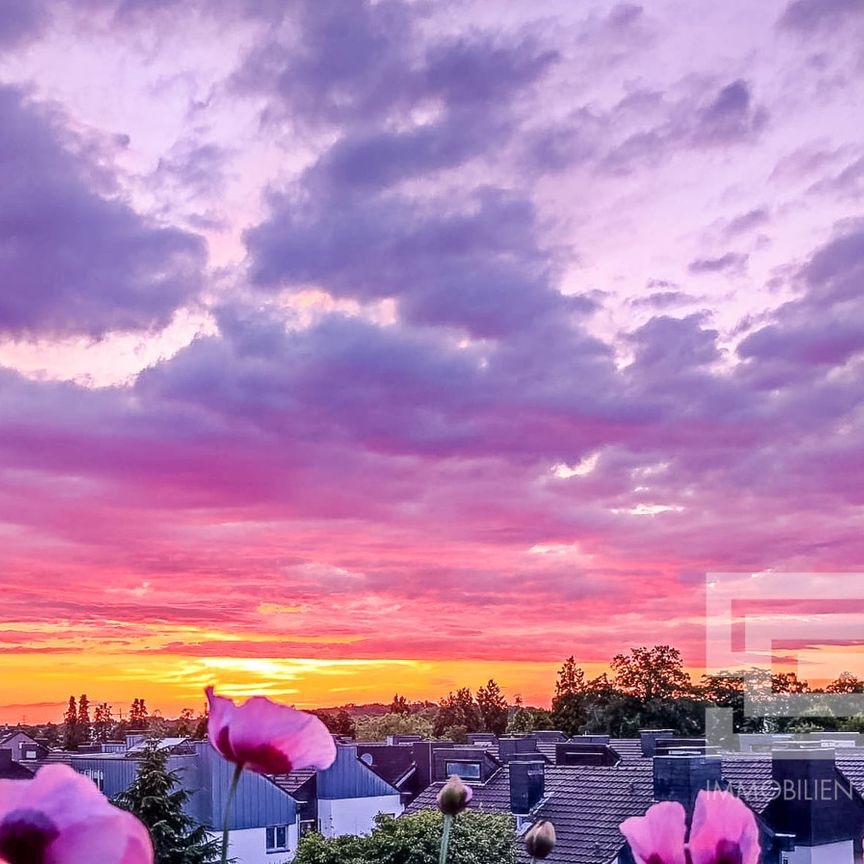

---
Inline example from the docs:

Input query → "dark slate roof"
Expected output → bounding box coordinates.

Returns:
[406,765,514,814]
[408,761,656,864]
[836,753,864,797]
[721,756,775,813]
[609,739,644,762]
[356,744,416,786]
[517,764,655,864]
[270,768,315,797]
[0,760,36,779]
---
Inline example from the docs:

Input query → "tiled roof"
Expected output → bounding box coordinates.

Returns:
[406,765,513,813]
[356,743,418,787]
[530,741,553,762]
[609,739,644,762]
[406,759,655,864]
[518,764,654,864]
[270,768,315,797]
[720,755,775,813]
[835,752,864,797]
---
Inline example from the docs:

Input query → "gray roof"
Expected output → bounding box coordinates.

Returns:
[609,739,644,762]
[270,768,316,797]
[406,764,515,813]
[720,755,775,813]
[518,764,654,864]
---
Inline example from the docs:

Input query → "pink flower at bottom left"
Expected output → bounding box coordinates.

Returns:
[0,763,153,864]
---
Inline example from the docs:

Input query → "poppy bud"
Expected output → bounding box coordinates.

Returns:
[525,819,556,859]
[437,774,473,816]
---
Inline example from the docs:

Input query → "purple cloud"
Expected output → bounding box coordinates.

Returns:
[779,0,864,31]
[0,86,205,338]
[0,0,46,47]
[688,251,749,275]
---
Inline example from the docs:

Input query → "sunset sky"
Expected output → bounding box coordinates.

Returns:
[1,0,863,724]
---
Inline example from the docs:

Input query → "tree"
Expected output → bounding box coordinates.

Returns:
[551,658,590,736]
[63,696,79,750]
[434,689,482,737]
[176,708,195,737]
[612,645,691,701]
[476,679,508,736]
[316,710,356,738]
[94,703,113,743]
[389,694,411,716]
[78,694,91,743]
[129,698,150,731]
[114,739,220,864]
[507,706,553,735]
[827,672,864,694]
[294,810,516,864]
[354,712,434,741]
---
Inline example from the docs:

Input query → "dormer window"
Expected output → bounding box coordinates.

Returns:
[445,761,481,780]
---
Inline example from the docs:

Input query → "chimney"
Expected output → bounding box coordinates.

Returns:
[653,754,723,808]
[768,749,854,846]
[510,760,545,815]
[555,742,619,766]
[640,729,675,758]
[498,737,538,763]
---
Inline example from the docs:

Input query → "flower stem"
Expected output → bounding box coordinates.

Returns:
[438,814,453,864]
[221,763,244,864]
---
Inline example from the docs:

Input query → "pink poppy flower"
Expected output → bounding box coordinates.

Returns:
[0,763,153,864]
[689,791,760,864]
[621,791,760,864]
[621,800,687,864]
[206,686,337,775]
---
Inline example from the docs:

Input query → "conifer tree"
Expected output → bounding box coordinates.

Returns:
[94,702,113,743]
[114,739,220,864]
[78,693,91,743]
[63,696,79,750]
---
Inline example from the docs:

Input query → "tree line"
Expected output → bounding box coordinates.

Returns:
[316,645,864,741]
[54,695,207,750]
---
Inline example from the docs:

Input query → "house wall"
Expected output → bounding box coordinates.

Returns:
[783,841,855,864]
[206,824,300,864]
[317,794,403,837]
[1,733,36,761]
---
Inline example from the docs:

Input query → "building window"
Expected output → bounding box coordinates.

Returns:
[23,749,36,760]
[266,825,289,852]
[445,761,481,780]
[82,770,104,791]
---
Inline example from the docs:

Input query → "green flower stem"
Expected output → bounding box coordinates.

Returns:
[220,763,244,864]
[438,813,453,864]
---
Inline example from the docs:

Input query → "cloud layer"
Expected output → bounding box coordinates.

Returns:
[0,0,862,718]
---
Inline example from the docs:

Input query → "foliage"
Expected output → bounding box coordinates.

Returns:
[612,645,691,701]
[129,698,150,731]
[316,709,357,737]
[78,693,91,727]
[434,689,482,737]
[63,696,80,750]
[354,712,434,741]
[507,706,553,735]
[389,694,411,715]
[476,679,508,736]
[827,672,864,693]
[94,702,113,743]
[114,739,221,864]
[294,811,516,864]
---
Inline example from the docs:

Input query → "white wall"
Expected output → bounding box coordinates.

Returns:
[318,795,403,837]
[206,823,300,864]
[783,840,854,864]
